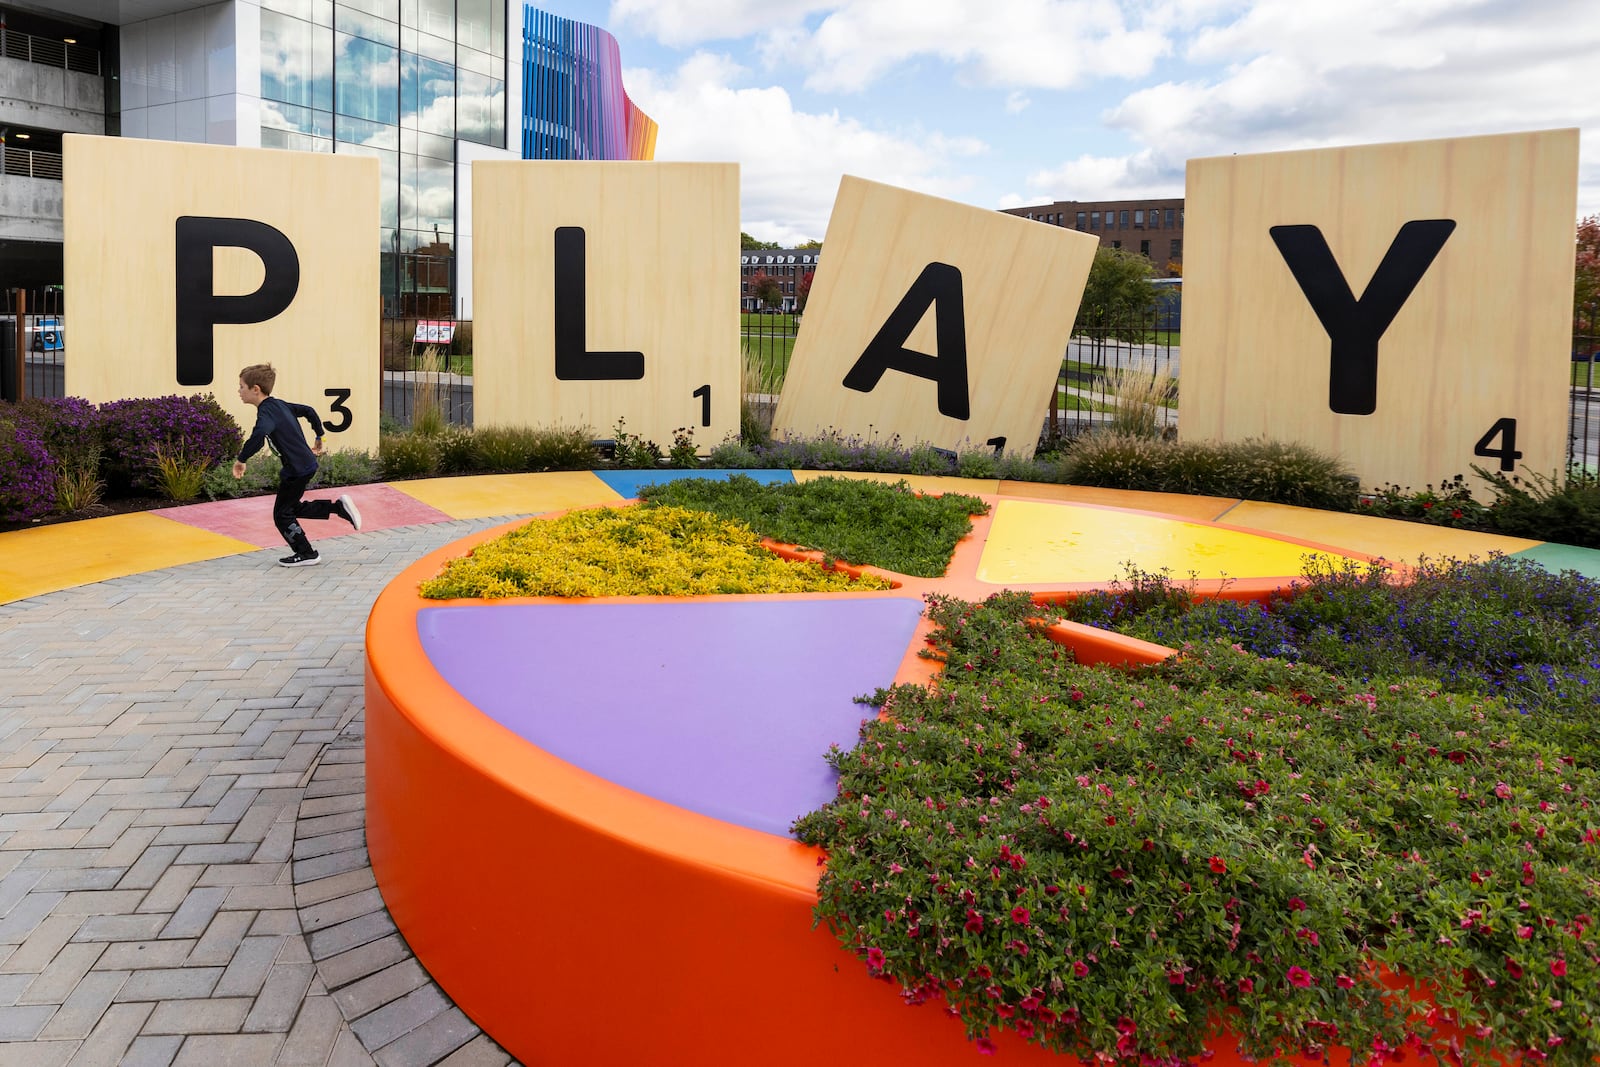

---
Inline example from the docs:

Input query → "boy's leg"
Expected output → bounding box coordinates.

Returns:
[274,473,317,556]
[293,492,360,530]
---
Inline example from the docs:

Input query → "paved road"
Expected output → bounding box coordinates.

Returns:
[0,520,523,1067]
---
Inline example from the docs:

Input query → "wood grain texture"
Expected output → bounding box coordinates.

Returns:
[62,135,381,455]
[471,162,741,449]
[772,176,1098,455]
[1181,129,1580,497]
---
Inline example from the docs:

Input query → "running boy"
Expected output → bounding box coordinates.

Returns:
[233,363,361,567]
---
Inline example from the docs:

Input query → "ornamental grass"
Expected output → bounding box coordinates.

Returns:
[417,504,894,599]
[794,591,1600,1066]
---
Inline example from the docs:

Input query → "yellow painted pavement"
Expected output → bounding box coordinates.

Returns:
[389,471,623,520]
[997,481,1239,522]
[978,499,1352,585]
[0,513,258,604]
[791,470,1000,496]
[1220,501,1541,565]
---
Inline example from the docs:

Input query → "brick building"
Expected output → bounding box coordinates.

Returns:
[741,247,819,312]
[1000,198,1185,277]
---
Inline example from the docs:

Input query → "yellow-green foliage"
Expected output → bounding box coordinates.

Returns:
[419,505,894,599]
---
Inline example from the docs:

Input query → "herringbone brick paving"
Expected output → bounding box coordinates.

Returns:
[0,520,526,1067]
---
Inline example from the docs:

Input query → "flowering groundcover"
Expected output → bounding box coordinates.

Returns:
[794,591,1600,1065]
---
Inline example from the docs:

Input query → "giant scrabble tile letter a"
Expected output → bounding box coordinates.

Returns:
[773,177,1097,455]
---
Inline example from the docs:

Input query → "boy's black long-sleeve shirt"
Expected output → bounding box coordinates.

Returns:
[238,397,325,479]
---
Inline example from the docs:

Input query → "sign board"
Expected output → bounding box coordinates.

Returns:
[62,136,381,455]
[1181,129,1580,496]
[772,176,1098,456]
[32,317,64,352]
[414,320,456,345]
[472,162,740,449]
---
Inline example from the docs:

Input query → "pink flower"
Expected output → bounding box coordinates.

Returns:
[1073,960,1090,978]
[1506,958,1524,979]
[1337,974,1356,989]
[1287,897,1308,912]
[1238,978,1254,994]
[976,1037,996,1055]
[1494,782,1512,799]
[1209,857,1228,874]
[1523,861,1536,886]
[1518,925,1534,939]
[1551,959,1568,977]
[964,909,984,933]
[865,947,885,971]
[1011,906,1031,926]
[1287,966,1313,988]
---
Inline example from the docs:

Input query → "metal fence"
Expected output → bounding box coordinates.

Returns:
[12,305,1600,475]
[0,27,102,74]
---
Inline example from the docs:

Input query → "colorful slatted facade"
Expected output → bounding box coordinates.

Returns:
[521,7,658,161]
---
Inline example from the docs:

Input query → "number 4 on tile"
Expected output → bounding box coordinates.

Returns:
[1473,417,1522,472]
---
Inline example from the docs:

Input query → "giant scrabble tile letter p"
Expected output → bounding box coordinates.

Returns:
[1181,130,1580,497]
[471,162,740,448]
[772,177,1098,455]
[62,136,380,454]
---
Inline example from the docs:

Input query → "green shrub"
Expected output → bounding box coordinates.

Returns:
[1478,466,1600,546]
[151,444,209,501]
[610,418,663,469]
[525,426,599,471]
[795,592,1600,1065]
[1356,474,1490,529]
[434,427,478,474]
[471,425,536,470]
[313,448,380,487]
[668,427,701,469]
[707,438,763,468]
[637,474,988,577]
[380,431,440,479]
[204,454,279,499]
[1060,433,1358,509]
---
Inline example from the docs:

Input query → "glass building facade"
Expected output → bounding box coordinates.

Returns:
[522,7,656,162]
[258,0,507,314]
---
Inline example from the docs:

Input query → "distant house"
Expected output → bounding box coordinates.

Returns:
[1000,198,1185,278]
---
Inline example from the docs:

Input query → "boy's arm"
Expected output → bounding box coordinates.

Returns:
[288,401,327,450]
[237,408,273,463]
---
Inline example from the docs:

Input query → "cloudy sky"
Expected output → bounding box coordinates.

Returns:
[544,0,1599,245]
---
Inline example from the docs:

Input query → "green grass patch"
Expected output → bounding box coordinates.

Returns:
[418,504,892,599]
[637,474,989,578]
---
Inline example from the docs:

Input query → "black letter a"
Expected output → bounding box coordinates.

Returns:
[1270,219,1455,416]
[841,262,969,420]
[175,217,300,387]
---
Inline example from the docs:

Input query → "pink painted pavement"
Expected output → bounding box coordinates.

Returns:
[154,483,454,548]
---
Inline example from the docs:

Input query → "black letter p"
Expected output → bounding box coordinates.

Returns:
[175,217,300,386]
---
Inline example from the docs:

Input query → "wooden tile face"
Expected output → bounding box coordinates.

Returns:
[63,136,380,455]
[472,162,741,450]
[772,176,1098,455]
[1181,129,1580,496]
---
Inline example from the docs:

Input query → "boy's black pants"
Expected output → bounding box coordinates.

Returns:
[274,473,338,554]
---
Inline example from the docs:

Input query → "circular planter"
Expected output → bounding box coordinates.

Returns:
[365,494,1398,1066]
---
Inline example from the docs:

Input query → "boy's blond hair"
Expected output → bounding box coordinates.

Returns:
[239,364,277,395]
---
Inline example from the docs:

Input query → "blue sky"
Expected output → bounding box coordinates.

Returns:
[543,1,1599,245]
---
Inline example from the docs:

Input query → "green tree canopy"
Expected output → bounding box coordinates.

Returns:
[1074,246,1157,331]
[741,232,781,250]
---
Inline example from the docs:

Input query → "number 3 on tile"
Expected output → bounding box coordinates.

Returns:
[1473,417,1522,472]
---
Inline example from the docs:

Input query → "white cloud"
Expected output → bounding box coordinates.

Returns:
[1004,91,1031,114]
[626,53,988,242]
[1026,0,1600,215]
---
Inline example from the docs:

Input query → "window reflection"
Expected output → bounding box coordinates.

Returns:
[261,10,333,111]
[402,52,454,136]
[457,68,503,147]
[334,33,399,126]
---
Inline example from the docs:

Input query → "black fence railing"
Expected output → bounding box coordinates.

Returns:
[380,316,474,428]
[1,288,66,403]
[1043,308,1179,448]
[1569,331,1600,472]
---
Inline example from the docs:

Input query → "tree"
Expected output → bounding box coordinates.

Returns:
[796,239,822,250]
[1577,214,1600,343]
[1074,247,1157,333]
[750,270,782,309]
[796,269,815,312]
[741,232,781,250]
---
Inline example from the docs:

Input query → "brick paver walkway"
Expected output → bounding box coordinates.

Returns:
[0,520,523,1067]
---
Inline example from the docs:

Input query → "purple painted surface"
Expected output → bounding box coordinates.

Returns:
[417,598,924,837]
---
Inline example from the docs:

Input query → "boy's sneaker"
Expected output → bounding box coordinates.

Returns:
[278,551,321,568]
[338,494,363,531]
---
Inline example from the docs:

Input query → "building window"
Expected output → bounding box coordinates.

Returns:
[1170,239,1182,260]
[1090,211,1099,230]
[1148,208,1159,230]
[1075,211,1086,230]
[1112,240,1122,249]
[1166,208,1175,228]
[1119,210,1129,228]
[1134,209,1144,228]
[1140,240,1150,257]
